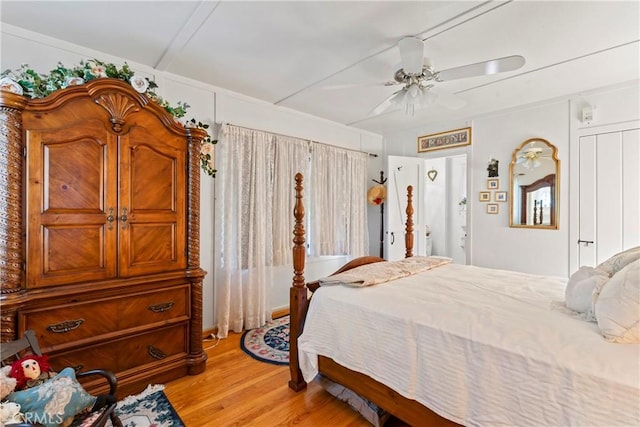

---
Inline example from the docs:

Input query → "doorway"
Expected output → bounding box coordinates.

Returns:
[385,154,468,264]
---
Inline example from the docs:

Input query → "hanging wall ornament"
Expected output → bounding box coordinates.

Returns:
[427,169,438,182]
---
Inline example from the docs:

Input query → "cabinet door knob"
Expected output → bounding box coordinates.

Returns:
[106,207,115,230]
[120,207,128,229]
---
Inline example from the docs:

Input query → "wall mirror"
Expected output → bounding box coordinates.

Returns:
[509,138,559,229]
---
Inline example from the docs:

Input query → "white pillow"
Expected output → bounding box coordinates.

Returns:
[594,260,640,343]
[597,246,640,277]
[565,266,609,317]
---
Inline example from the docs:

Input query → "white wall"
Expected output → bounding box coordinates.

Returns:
[384,81,640,278]
[1,24,384,330]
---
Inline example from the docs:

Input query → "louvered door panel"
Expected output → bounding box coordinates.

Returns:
[118,125,187,277]
[27,120,118,288]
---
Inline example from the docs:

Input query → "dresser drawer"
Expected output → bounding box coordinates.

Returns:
[49,323,188,374]
[20,285,190,348]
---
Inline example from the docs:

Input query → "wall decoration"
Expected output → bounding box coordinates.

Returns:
[479,192,491,202]
[427,169,438,182]
[487,203,499,214]
[487,158,499,177]
[487,178,499,189]
[495,191,507,202]
[418,127,471,153]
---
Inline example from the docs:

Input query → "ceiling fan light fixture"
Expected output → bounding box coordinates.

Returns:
[398,36,424,75]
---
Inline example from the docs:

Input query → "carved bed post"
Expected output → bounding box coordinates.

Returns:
[405,185,414,258]
[289,172,308,391]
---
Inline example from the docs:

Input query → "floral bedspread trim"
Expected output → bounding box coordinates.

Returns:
[319,256,452,287]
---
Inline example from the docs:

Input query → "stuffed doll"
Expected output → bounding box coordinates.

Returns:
[0,366,17,401]
[9,355,57,391]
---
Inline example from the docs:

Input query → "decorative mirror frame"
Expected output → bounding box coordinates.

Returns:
[509,138,560,229]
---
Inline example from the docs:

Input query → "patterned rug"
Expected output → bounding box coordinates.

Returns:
[103,384,184,427]
[240,315,290,365]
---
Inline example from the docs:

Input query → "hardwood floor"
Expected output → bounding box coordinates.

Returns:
[164,331,408,426]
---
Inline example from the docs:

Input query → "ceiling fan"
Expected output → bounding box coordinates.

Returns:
[516,146,552,169]
[365,36,525,116]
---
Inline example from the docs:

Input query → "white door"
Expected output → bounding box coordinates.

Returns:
[576,125,639,268]
[386,156,423,261]
[386,154,468,263]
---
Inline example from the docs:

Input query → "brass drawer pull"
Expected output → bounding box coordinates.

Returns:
[47,319,84,333]
[147,301,175,313]
[148,345,166,360]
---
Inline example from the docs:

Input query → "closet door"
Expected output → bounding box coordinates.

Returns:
[577,128,639,266]
[26,120,118,288]
[118,124,187,277]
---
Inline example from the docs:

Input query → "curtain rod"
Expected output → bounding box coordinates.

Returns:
[221,122,379,158]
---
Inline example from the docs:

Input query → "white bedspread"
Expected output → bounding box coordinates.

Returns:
[298,262,640,426]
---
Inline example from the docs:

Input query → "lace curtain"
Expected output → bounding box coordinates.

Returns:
[214,124,368,337]
[215,125,309,337]
[309,143,369,257]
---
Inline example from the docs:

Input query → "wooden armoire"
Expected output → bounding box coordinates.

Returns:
[0,79,207,396]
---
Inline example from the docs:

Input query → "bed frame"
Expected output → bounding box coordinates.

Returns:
[288,173,459,426]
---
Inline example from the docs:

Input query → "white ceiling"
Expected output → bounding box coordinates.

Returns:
[2,1,639,135]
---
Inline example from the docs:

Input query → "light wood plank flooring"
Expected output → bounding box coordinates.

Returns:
[164,331,408,426]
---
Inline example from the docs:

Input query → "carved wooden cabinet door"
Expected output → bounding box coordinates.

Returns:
[117,124,187,277]
[25,103,188,287]
[26,119,118,288]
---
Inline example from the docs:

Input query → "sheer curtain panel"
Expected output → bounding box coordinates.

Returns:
[214,125,309,337]
[309,144,369,257]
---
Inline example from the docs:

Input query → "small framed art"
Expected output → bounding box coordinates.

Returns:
[487,178,499,189]
[479,191,491,202]
[487,203,499,214]
[418,127,471,153]
[495,191,507,202]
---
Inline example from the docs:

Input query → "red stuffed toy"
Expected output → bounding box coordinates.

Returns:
[9,354,57,391]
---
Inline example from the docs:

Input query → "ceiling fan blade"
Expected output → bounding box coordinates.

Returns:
[430,87,466,110]
[368,89,403,116]
[438,55,525,81]
[398,36,424,75]
[321,81,399,90]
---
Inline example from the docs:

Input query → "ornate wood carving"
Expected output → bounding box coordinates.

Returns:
[94,92,140,133]
[0,80,207,392]
[405,185,414,258]
[0,92,26,297]
[289,172,308,392]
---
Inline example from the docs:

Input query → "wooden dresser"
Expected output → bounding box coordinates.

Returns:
[0,79,207,396]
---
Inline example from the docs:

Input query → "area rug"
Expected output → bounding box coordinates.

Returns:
[103,384,185,427]
[240,315,290,365]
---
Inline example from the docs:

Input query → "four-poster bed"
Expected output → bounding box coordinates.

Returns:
[287,173,639,427]
[287,173,446,426]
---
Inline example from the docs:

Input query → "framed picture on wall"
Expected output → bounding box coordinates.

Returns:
[487,178,499,189]
[479,191,491,202]
[417,127,472,153]
[495,191,507,202]
[487,203,499,214]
